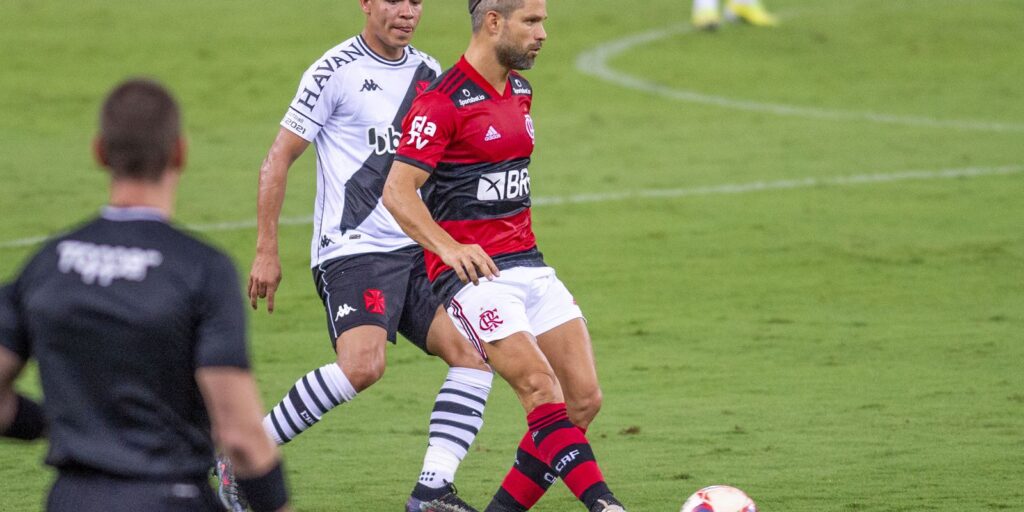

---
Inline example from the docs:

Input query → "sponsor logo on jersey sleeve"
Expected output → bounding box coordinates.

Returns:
[406,115,437,150]
[477,168,531,201]
[283,111,308,136]
[458,88,487,107]
[296,41,366,112]
[512,78,532,95]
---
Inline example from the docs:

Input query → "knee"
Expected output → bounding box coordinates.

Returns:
[567,387,602,428]
[514,371,561,411]
[338,357,385,392]
[436,341,489,371]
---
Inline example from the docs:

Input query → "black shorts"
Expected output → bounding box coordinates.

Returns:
[311,245,439,353]
[47,470,220,512]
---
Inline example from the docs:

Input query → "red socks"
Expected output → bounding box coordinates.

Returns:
[486,403,611,511]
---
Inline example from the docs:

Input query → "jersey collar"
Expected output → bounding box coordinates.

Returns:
[356,35,410,67]
[101,206,168,223]
[456,56,512,99]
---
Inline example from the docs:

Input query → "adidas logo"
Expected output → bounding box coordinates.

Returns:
[484,125,501,141]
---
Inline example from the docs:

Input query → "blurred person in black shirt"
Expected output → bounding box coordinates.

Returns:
[0,79,291,512]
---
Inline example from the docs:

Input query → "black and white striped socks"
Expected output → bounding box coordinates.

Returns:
[413,367,492,498]
[262,362,357,445]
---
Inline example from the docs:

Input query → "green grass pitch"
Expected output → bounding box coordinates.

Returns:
[1,0,1022,510]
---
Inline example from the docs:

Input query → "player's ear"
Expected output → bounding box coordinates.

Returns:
[92,136,109,169]
[486,10,503,36]
[360,0,372,16]
[169,136,187,173]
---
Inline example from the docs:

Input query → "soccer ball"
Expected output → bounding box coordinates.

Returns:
[680,485,758,512]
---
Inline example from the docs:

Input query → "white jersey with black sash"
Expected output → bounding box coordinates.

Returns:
[280,34,442,267]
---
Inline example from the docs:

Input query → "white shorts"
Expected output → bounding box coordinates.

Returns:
[446,266,584,350]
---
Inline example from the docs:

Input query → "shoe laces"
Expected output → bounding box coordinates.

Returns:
[443,480,460,495]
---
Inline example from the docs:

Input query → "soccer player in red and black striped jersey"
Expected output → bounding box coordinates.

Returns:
[384,1,627,511]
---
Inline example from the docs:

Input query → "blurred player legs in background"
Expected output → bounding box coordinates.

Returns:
[692,0,778,30]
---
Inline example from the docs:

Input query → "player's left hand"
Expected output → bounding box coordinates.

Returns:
[440,242,499,286]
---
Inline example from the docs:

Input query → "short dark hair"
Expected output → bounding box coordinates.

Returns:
[98,78,181,181]
[470,0,525,32]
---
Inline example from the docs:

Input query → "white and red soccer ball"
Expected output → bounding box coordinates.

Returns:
[680,485,758,512]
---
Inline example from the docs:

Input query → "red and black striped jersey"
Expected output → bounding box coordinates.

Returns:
[396,56,544,286]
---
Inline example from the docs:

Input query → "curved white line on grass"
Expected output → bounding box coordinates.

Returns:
[575,23,1024,133]
[2,165,1020,250]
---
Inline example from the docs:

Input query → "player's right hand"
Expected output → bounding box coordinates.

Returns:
[249,252,283,313]
[440,243,499,286]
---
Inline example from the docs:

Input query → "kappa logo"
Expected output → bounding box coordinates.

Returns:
[484,125,502,142]
[478,308,504,332]
[320,235,334,248]
[406,115,437,150]
[364,289,386,315]
[335,304,356,320]
[360,79,382,92]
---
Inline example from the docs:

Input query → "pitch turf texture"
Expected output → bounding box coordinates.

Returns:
[1,0,1022,510]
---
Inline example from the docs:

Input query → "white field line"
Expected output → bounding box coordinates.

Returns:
[1,165,1020,250]
[575,23,1024,133]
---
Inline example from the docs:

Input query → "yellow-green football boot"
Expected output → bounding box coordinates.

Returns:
[692,7,722,31]
[724,0,779,27]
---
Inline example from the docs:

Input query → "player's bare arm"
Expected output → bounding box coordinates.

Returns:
[383,161,499,285]
[250,128,310,313]
[198,367,291,512]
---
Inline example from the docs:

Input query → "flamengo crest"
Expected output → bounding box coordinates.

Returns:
[479,308,504,332]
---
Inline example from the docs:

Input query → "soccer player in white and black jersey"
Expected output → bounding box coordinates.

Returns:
[0,80,290,512]
[236,1,492,511]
